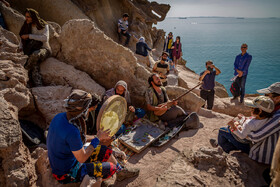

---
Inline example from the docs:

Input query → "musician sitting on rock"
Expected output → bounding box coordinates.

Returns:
[152,52,170,87]
[103,80,145,136]
[47,90,139,185]
[145,74,199,129]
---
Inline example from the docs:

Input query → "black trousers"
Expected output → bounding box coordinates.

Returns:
[200,89,215,110]
[118,30,131,45]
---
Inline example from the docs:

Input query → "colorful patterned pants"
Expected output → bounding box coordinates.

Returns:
[53,145,116,184]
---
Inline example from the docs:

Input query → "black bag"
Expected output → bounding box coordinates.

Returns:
[23,39,43,56]
[230,81,240,97]
[20,120,45,147]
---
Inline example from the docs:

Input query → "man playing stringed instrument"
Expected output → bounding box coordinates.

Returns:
[145,74,194,129]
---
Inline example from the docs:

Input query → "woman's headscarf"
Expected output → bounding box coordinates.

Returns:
[139,37,145,43]
[64,89,92,143]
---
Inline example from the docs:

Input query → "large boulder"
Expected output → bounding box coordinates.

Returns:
[0,60,30,110]
[0,27,27,65]
[58,19,151,107]
[7,0,89,26]
[69,0,170,56]
[213,97,252,117]
[165,86,205,112]
[40,57,105,96]
[31,86,72,126]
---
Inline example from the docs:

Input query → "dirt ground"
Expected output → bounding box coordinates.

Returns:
[112,115,269,187]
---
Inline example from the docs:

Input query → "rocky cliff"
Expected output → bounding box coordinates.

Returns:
[0,0,267,186]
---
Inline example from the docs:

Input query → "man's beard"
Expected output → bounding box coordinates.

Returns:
[154,81,162,87]
[116,91,125,97]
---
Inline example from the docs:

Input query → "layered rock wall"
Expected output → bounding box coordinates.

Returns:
[0,28,37,186]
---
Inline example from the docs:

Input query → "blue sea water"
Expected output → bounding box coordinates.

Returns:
[156,17,280,95]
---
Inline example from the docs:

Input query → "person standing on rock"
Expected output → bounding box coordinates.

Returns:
[118,13,131,46]
[199,60,221,110]
[152,52,170,87]
[233,43,252,103]
[19,8,51,87]
[163,32,173,58]
[47,90,139,185]
[145,73,199,130]
[171,36,182,68]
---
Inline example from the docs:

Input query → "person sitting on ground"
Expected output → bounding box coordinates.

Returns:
[145,73,199,130]
[135,37,155,67]
[199,60,221,110]
[163,32,173,59]
[103,80,145,136]
[152,52,170,87]
[19,8,51,87]
[118,13,131,46]
[171,36,182,68]
[210,96,275,154]
[47,89,139,185]
[249,82,280,185]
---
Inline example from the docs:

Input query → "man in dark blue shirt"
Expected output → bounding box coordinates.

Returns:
[199,60,221,110]
[233,43,252,103]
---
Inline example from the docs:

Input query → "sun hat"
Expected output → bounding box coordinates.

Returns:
[244,96,275,113]
[257,82,280,95]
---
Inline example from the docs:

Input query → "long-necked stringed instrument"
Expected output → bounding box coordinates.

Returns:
[154,82,202,116]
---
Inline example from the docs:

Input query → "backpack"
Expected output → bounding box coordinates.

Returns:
[230,81,240,97]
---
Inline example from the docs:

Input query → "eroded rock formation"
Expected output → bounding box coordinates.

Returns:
[0,22,37,187]
[40,57,105,97]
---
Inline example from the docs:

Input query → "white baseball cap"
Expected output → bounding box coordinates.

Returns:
[244,96,275,113]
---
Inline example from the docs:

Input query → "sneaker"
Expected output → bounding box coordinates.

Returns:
[209,139,218,148]
[116,167,140,182]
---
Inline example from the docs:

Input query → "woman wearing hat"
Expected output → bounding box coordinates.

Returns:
[210,96,275,155]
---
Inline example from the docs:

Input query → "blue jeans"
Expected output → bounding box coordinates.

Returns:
[235,75,247,102]
[218,127,250,154]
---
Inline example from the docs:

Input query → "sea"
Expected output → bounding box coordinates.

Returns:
[155,17,280,95]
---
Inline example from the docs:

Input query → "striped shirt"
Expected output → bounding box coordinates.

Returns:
[118,18,128,31]
[247,110,280,164]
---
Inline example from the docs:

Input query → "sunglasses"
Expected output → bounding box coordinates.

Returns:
[241,47,247,48]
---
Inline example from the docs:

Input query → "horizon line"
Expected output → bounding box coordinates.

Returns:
[165,16,280,19]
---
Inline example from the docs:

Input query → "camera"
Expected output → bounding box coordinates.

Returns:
[207,66,213,72]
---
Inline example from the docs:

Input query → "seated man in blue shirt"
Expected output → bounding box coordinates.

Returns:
[233,43,252,103]
[47,90,139,185]
[199,60,221,110]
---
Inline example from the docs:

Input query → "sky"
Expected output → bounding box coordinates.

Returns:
[153,0,280,18]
